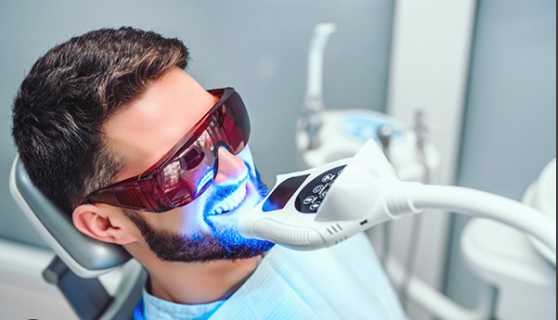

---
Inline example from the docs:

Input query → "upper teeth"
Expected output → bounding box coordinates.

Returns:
[209,184,247,216]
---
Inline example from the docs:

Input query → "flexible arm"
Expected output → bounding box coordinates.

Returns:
[384,184,557,253]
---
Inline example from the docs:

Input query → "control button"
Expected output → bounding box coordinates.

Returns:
[303,196,318,204]
[295,165,347,214]
[338,169,344,176]
[310,202,322,211]
[313,185,325,194]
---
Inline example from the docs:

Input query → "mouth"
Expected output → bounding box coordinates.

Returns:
[207,182,249,216]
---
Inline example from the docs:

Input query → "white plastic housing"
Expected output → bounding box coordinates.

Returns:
[240,140,555,255]
[316,139,401,222]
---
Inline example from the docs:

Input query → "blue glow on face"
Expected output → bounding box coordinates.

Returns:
[200,167,274,260]
[131,153,273,263]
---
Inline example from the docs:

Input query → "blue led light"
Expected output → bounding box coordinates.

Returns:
[196,169,215,195]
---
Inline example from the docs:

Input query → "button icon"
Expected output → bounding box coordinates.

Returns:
[313,185,325,194]
[322,174,335,183]
[310,202,322,211]
[320,191,328,199]
[303,196,318,204]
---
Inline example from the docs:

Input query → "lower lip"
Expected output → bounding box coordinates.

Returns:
[209,183,251,218]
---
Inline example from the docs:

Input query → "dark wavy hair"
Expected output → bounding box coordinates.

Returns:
[12,27,190,216]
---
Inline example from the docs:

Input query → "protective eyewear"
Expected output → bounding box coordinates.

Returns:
[84,88,250,213]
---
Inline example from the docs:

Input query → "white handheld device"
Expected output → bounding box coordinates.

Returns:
[238,140,557,261]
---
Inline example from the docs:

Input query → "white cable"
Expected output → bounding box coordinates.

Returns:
[395,185,558,253]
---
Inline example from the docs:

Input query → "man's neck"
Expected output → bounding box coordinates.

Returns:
[126,242,263,305]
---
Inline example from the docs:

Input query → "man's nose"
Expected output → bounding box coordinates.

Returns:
[214,146,248,185]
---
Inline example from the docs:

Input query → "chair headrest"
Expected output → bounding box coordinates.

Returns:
[10,156,131,278]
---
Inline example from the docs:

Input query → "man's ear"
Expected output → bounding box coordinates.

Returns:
[72,204,139,245]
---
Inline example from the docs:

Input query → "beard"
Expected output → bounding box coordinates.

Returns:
[123,169,274,263]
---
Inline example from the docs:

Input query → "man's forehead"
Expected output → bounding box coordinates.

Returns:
[104,68,215,181]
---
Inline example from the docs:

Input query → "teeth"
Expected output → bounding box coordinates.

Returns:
[209,184,247,216]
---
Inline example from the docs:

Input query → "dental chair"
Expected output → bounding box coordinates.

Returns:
[9,156,146,320]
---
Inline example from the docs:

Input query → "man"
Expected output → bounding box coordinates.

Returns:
[12,27,405,319]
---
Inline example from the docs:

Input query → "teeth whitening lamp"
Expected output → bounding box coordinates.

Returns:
[238,140,557,258]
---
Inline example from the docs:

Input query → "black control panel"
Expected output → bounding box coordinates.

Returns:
[295,165,346,214]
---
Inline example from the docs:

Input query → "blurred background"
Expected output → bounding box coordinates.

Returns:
[0,0,555,319]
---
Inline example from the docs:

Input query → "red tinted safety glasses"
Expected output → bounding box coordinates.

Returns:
[84,88,250,213]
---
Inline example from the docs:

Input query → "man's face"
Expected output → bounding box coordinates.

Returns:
[104,68,273,262]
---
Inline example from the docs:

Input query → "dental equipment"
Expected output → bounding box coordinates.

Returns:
[299,23,336,151]
[296,24,440,183]
[239,140,556,256]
